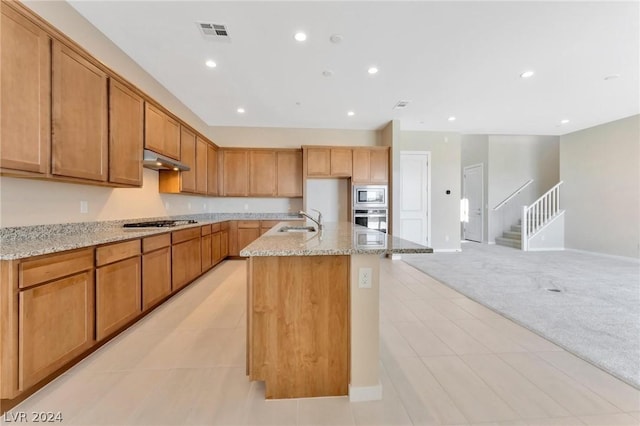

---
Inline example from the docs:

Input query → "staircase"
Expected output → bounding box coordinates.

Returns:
[496,220,523,249]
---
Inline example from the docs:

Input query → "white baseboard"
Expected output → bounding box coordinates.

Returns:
[565,248,640,263]
[527,247,565,252]
[390,253,402,260]
[349,383,383,402]
[433,249,462,253]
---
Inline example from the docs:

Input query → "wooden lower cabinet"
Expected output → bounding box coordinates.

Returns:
[202,233,213,271]
[221,230,229,259]
[212,232,222,265]
[96,256,142,341]
[237,227,260,255]
[18,271,95,391]
[172,237,201,291]
[142,234,171,311]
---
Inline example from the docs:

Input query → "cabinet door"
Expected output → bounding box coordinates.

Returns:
[220,230,229,259]
[237,228,260,254]
[144,103,165,154]
[164,116,181,160]
[0,6,50,174]
[330,148,352,177]
[179,126,196,193]
[249,151,276,196]
[196,137,208,194]
[207,145,218,196]
[142,247,171,311]
[201,234,213,271]
[351,149,370,183]
[222,151,249,196]
[109,80,143,186]
[172,238,201,290]
[276,151,302,197]
[369,149,389,183]
[19,271,94,390]
[96,257,142,341]
[306,148,330,177]
[212,232,222,265]
[51,41,108,181]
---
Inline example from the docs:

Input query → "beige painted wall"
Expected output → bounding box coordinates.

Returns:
[208,126,379,148]
[394,131,462,251]
[560,115,640,258]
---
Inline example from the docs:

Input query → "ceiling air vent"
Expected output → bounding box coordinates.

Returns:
[393,100,411,110]
[197,22,230,41]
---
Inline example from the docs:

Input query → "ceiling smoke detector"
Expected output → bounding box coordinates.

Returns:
[393,100,411,110]
[197,22,231,41]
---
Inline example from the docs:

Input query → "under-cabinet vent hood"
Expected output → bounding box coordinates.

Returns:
[142,149,190,172]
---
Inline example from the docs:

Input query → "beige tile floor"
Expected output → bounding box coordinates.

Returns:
[4,259,639,426]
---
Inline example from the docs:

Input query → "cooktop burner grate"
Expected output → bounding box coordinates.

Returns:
[123,220,198,228]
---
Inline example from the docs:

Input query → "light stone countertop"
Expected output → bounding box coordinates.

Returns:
[239,221,433,257]
[0,213,300,260]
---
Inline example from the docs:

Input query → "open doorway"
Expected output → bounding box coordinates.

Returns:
[463,163,484,242]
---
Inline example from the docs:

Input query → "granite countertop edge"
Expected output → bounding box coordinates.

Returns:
[0,213,302,260]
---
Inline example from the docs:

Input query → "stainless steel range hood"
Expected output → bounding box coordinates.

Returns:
[142,149,190,171]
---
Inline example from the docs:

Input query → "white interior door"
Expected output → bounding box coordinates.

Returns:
[463,164,483,242]
[399,151,430,246]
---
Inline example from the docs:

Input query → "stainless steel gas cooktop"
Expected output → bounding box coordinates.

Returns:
[122,219,198,228]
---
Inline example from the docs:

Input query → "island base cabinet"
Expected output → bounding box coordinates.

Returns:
[96,257,142,341]
[248,255,349,399]
[18,272,95,391]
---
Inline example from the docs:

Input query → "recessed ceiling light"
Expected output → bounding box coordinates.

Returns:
[294,32,307,42]
[237,107,245,114]
[448,116,456,122]
[520,70,535,79]
[368,66,378,75]
[560,119,570,124]
[205,60,217,68]
[347,111,355,116]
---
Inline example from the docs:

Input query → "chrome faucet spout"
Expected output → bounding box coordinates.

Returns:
[299,210,323,230]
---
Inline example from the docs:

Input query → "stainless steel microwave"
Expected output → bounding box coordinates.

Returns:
[353,185,387,208]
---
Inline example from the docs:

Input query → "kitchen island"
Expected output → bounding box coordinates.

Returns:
[240,222,432,401]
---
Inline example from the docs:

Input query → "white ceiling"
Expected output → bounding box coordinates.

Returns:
[68,1,639,135]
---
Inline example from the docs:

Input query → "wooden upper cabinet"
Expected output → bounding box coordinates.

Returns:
[179,126,196,193]
[196,137,208,194]
[51,41,108,182]
[222,150,249,196]
[369,148,389,183]
[249,151,276,196]
[306,148,331,177]
[164,116,180,160]
[144,103,180,160]
[144,103,165,154]
[352,147,389,184]
[277,150,302,197]
[0,5,50,174]
[352,149,370,183]
[109,80,143,186]
[207,145,218,196]
[330,148,352,177]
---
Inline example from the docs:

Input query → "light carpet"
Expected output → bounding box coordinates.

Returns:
[402,243,640,389]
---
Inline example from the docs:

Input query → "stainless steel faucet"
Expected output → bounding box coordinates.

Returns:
[299,209,323,230]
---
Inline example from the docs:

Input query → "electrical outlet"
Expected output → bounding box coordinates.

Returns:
[244,203,249,211]
[358,267,372,289]
[80,201,88,214]
[203,203,207,211]
[187,202,192,211]
[165,201,170,210]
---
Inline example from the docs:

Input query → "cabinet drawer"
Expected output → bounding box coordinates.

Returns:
[142,233,171,253]
[19,248,94,289]
[96,240,141,267]
[260,220,280,229]
[211,223,221,233]
[172,227,201,244]
[201,224,212,236]
[238,220,259,228]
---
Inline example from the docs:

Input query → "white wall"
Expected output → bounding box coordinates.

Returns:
[560,115,640,259]
[394,131,461,251]
[305,179,350,223]
[487,135,559,243]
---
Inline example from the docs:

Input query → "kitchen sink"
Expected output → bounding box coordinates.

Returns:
[278,225,316,233]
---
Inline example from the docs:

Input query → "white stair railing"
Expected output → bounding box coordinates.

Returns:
[521,181,564,251]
